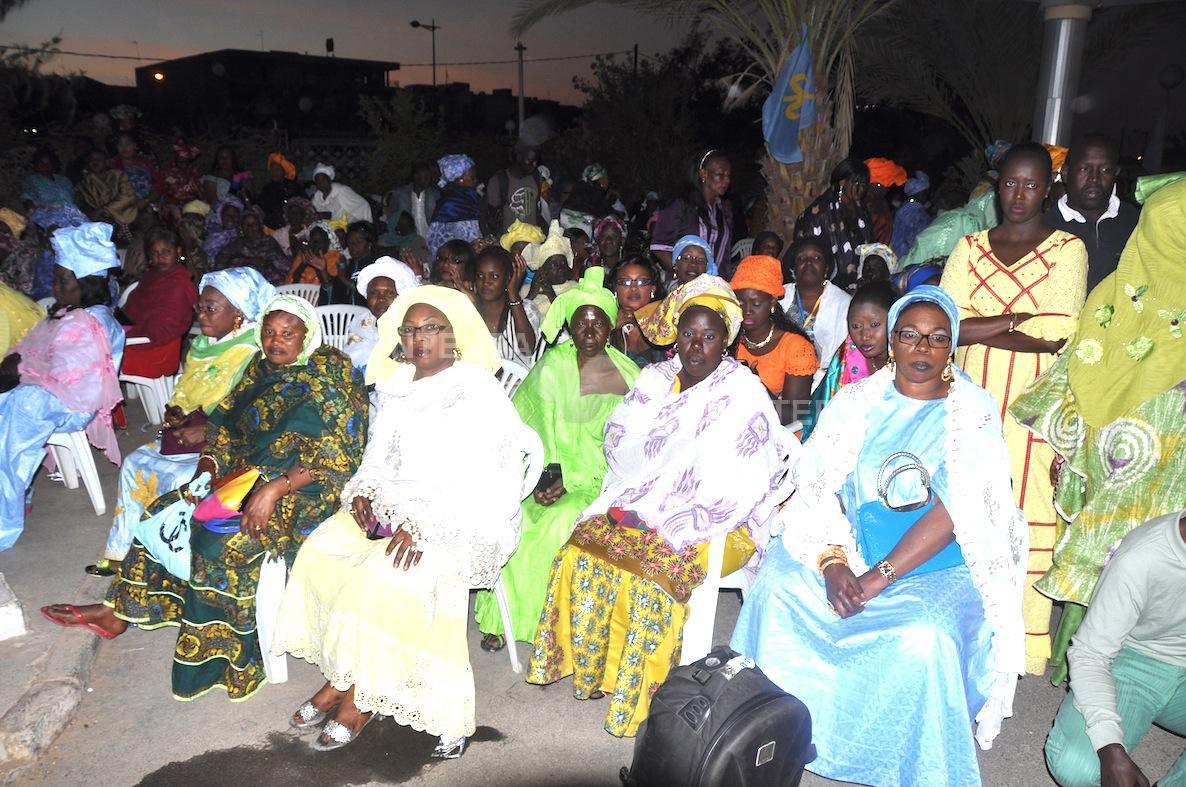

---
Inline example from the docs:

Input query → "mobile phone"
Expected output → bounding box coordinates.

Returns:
[535,463,562,494]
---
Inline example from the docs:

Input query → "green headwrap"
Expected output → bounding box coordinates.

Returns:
[255,294,323,365]
[539,266,619,342]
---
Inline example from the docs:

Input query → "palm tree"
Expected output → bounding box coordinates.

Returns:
[512,0,889,238]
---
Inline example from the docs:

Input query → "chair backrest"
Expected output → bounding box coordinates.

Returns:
[498,361,529,397]
[117,280,139,309]
[276,282,321,306]
[730,237,754,262]
[314,304,370,351]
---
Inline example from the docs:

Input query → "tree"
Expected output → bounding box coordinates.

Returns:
[550,28,753,200]
[357,92,443,198]
[513,0,889,237]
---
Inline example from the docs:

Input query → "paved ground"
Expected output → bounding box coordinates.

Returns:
[1,409,1182,786]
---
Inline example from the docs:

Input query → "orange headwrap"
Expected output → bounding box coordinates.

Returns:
[1043,144,1068,174]
[729,255,785,299]
[865,157,907,187]
[267,152,297,180]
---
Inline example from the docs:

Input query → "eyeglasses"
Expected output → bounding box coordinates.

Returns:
[676,254,707,266]
[396,323,450,336]
[194,302,228,315]
[615,277,653,287]
[894,329,952,349]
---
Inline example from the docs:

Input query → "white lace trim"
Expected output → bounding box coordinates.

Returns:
[779,368,1027,748]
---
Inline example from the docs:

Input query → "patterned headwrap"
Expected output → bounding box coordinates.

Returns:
[582,163,607,184]
[51,222,120,279]
[904,171,930,196]
[865,157,908,187]
[672,234,717,276]
[888,284,960,354]
[312,162,336,181]
[539,266,618,342]
[30,203,88,230]
[524,219,573,270]
[356,256,420,297]
[437,154,475,187]
[172,140,201,161]
[256,294,322,365]
[199,267,277,323]
[856,243,898,276]
[593,214,627,244]
[0,208,27,237]
[267,152,297,180]
[728,255,783,298]
[368,284,502,382]
[637,274,742,346]
[499,219,546,252]
[299,220,343,251]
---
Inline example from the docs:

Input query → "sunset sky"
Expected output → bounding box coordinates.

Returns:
[3,0,689,103]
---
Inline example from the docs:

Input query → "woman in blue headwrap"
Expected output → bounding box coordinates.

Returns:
[0,223,125,550]
[87,267,277,576]
[731,285,1027,787]
[670,234,716,285]
[426,154,481,263]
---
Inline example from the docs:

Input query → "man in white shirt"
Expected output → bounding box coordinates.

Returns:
[389,161,439,241]
[1044,510,1186,787]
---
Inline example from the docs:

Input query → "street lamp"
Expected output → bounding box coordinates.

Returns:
[409,18,440,87]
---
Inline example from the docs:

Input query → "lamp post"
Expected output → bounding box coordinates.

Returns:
[410,18,440,87]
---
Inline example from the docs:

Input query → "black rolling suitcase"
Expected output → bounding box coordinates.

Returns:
[621,646,813,787]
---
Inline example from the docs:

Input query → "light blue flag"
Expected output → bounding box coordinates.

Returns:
[762,25,816,164]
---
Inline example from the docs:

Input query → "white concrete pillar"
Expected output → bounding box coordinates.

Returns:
[1032,0,1094,145]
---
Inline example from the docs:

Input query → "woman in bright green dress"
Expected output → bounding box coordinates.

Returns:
[474,267,639,649]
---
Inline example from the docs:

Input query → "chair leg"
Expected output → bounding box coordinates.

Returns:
[69,432,106,516]
[493,576,521,674]
[49,442,80,489]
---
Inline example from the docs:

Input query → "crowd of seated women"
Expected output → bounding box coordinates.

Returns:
[4,132,1184,786]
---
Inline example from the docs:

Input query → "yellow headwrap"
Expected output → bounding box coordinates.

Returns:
[636,274,742,346]
[499,219,546,252]
[0,208,27,237]
[366,285,503,383]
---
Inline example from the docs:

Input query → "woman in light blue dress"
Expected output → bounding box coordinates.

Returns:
[0,223,126,550]
[731,286,1027,787]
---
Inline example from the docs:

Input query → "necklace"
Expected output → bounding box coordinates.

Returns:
[742,324,776,350]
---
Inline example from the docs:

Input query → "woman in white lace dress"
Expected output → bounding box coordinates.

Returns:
[272,285,541,756]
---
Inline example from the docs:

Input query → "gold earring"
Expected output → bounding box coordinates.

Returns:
[452,348,462,360]
[941,356,954,382]
[887,349,895,370]
[232,314,243,332]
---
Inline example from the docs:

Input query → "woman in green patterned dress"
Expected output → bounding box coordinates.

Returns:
[43,294,367,702]
[1010,174,1186,683]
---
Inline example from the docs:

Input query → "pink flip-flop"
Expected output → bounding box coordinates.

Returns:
[40,604,118,640]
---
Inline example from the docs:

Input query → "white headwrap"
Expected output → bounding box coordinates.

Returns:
[313,163,336,181]
[356,256,421,297]
[51,222,120,280]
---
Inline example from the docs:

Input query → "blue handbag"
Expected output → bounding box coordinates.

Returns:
[856,451,964,574]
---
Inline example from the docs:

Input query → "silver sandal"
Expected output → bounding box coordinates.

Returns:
[310,716,373,751]
[290,700,333,730]
[432,735,467,760]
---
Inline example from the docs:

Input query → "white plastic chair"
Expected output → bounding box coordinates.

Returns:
[116,280,138,309]
[315,304,369,351]
[45,430,105,515]
[474,429,544,674]
[498,361,530,398]
[118,336,178,425]
[276,282,321,306]
[680,469,796,666]
[730,237,755,262]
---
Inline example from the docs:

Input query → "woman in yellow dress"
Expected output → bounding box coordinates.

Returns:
[940,142,1087,675]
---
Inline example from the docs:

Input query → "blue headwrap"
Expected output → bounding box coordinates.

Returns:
[904,171,930,196]
[199,267,277,323]
[897,262,945,294]
[437,154,475,187]
[51,222,120,279]
[31,203,88,230]
[888,284,959,353]
[672,234,717,276]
